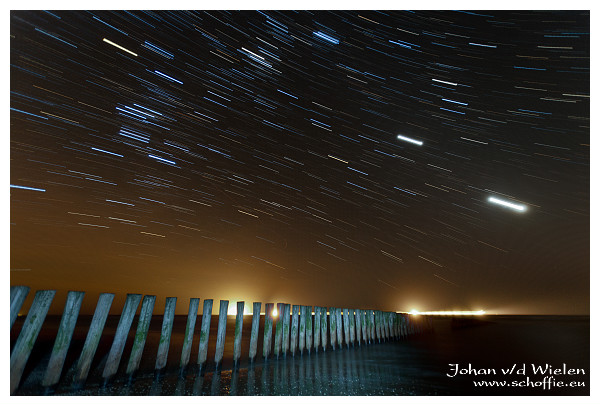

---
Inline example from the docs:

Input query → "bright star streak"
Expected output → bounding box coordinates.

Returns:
[397,134,423,146]
[102,38,138,56]
[488,196,527,212]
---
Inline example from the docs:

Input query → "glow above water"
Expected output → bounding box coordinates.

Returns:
[409,310,486,316]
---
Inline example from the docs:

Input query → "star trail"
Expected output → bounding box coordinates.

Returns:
[10,10,589,315]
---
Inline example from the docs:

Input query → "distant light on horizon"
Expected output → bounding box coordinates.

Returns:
[488,196,527,212]
[409,309,486,316]
[397,134,423,146]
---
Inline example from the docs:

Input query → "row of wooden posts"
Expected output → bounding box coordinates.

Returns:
[10,286,432,395]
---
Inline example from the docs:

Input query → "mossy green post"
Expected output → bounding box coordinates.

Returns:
[102,293,142,384]
[348,309,355,346]
[354,309,362,345]
[335,308,343,350]
[313,306,321,353]
[42,291,85,391]
[72,293,114,389]
[367,309,375,342]
[214,300,229,369]
[10,289,55,394]
[305,305,313,354]
[179,298,199,371]
[233,301,244,367]
[299,305,306,355]
[320,307,328,351]
[282,303,291,357]
[249,302,261,363]
[197,299,213,370]
[155,297,177,373]
[290,304,299,356]
[263,303,274,359]
[126,295,156,379]
[342,308,350,348]
[362,310,369,343]
[274,302,283,358]
[328,307,336,350]
[10,285,30,329]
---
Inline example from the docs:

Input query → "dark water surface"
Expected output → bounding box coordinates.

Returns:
[11,315,589,396]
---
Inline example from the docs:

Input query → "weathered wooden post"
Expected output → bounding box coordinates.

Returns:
[102,293,142,385]
[328,307,337,350]
[274,302,283,358]
[386,312,392,340]
[233,301,244,368]
[10,285,30,329]
[375,311,381,342]
[197,299,213,373]
[290,304,299,356]
[299,305,306,355]
[342,308,350,348]
[179,298,199,374]
[214,300,229,370]
[126,295,156,381]
[72,293,114,389]
[42,291,85,393]
[369,310,375,343]
[249,302,261,363]
[282,303,291,357]
[348,309,356,346]
[263,303,274,359]
[335,308,343,350]
[10,289,55,394]
[361,310,368,344]
[320,307,328,351]
[306,305,313,354]
[354,309,362,345]
[313,306,321,353]
[155,297,177,375]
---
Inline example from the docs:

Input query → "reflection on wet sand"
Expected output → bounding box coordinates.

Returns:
[77,341,424,395]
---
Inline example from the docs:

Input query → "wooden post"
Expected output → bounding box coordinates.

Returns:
[42,291,85,392]
[290,304,299,356]
[10,289,55,394]
[369,310,375,343]
[313,306,321,353]
[233,301,244,367]
[197,299,213,371]
[214,300,228,370]
[335,308,343,350]
[155,297,177,374]
[126,295,156,380]
[102,293,142,385]
[354,309,362,345]
[72,293,114,389]
[320,306,327,351]
[348,309,355,346]
[361,310,368,344]
[179,298,199,372]
[263,303,274,359]
[299,305,306,355]
[342,308,350,348]
[274,302,283,358]
[249,302,261,363]
[282,303,291,357]
[10,285,30,329]
[306,305,313,354]
[328,307,336,350]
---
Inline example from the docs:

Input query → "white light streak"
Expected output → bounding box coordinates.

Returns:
[103,38,138,56]
[397,134,423,146]
[488,196,527,212]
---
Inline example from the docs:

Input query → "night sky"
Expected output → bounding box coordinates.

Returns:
[10,10,589,315]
